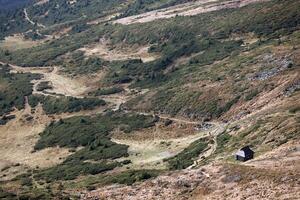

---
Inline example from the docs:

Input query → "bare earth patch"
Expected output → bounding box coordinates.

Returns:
[82,157,300,200]
[111,122,224,170]
[87,13,120,25]
[3,62,96,98]
[244,141,300,170]
[0,104,71,181]
[79,38,160,63]
[34,0,49,6]
[114,0,270,25]
[0,34,41,51]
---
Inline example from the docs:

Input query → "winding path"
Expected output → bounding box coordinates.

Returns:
[24,8,46,28]
[0,62,88,98]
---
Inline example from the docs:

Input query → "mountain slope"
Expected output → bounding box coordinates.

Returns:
[0,0,30,10]
[0,0,299,199]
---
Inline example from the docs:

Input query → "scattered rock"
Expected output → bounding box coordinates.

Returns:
[283,80,300,97]
[249,54,293,81]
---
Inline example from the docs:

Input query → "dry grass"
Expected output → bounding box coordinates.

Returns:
[111,122,223,170]
[0,34,41,51]
[0,104,72,181]
[80,38,160,63]
[113,0,270,25]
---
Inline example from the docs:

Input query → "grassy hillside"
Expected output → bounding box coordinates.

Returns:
[27,0,126,26]
[0,64,40,116]
[33,111,157,179]
[0,0,299,199]
[0,0,30,10]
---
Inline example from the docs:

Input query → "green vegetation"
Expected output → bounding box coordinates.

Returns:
[0,7,33,40]
[245,89,259,101]
[36,81,52,91]
[167,138,208,170]
[216,132,232,153]
[120,0,191,18]
[34,161,120,181]
[0,64,40,116]
[58,51,107,75]
[91,87,124,96]
[28,95,106,114]
[27,0,125,26]
[0,187,17,199]
[0,114,15,125]
[68,169,160,189]
[103,170,159,185]
[289,106,300,113]
[1,0,299,198]
[24,30,46,41]
[33,111,157,180]
[35,112,156,150]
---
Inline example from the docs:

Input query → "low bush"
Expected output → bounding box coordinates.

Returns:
[28,95,106,114]
[36,81,53,92]
[0,64,40,116]
[92,87,124,96]
[33,111,157,180]
[216,132,232,153]
[167,138,208,170]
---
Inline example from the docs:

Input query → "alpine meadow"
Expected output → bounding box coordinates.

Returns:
[0,0,299,199]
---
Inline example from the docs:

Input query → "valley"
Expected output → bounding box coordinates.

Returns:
[0,0,299,199]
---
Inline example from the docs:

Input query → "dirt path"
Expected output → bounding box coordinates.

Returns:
[137,111,201,125]
[0,60,227,179]
[39,66,89,97]
[0,62,109,180]
[80,38,160,63]
[112,121,225,170]
[112,129,209,169]
[24,8,45,28]
[1,62,91,98]
[187,122,225,169]
[114,0,269,25]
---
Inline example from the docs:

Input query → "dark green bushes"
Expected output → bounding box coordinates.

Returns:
[27,0,124,26]
[60,51,107,75]
[36,81,53,91]
[35,112,156,150]
[167,138,208,170]
[120,0,191,18]
[289,106,300,113]
[0,6,33,40]
[28,95,106,114]
[189,40,243,65]
[245,90,259,101]
[0,64,40,116]
[216,132,232,153]
[105,170,159,185]
[0,187,17,199]
[92,87,124,96]
[34,161,119,181]
[33,112,157,180]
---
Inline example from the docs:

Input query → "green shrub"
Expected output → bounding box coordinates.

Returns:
[28,95,106,114]
[289,106,300,113]
[245,90,259,101]
[92,87,124,96]
[216,132,232,153]
[0,188,17,199]
[33,111,157,180]
[36,82,53,92]
[0,64,40,116]
[108,170,159,185]
[167,138,208,170]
